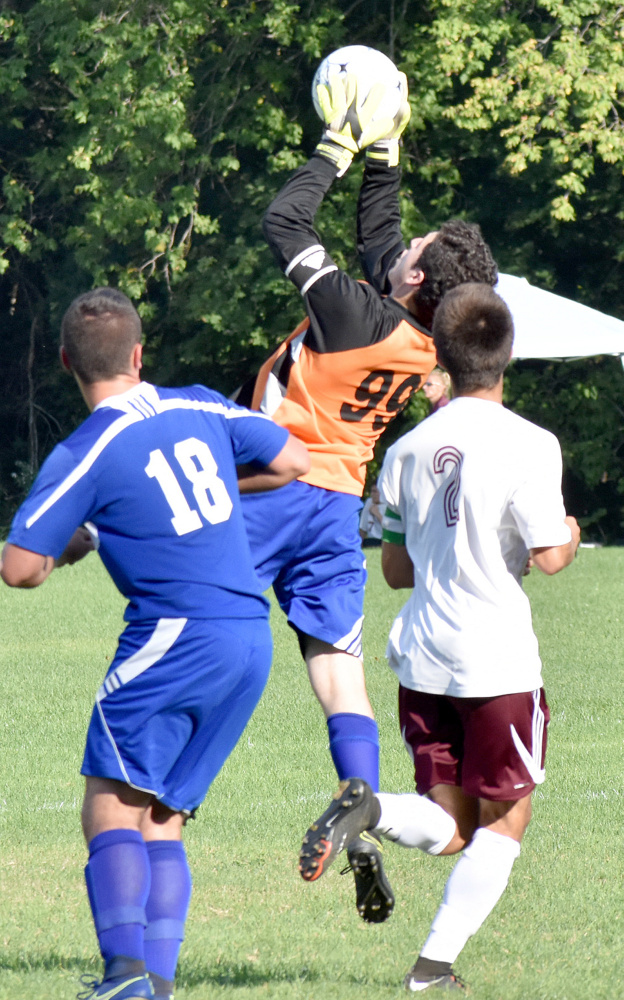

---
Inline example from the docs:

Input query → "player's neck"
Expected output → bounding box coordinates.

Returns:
[79,373,143,412]
[454,378,504,404]
[391,290,433,328]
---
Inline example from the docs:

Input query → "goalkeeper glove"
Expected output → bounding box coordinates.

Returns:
[314,68,359,176]
[364,72,411,168]
[314,70,411,174]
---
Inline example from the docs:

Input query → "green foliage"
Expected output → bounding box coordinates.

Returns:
[2,0,624,535]
[506,357,624,540]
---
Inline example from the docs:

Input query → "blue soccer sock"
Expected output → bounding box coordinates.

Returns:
[144,840,192,985]
[85,828,151,966]
[327,712,380,793]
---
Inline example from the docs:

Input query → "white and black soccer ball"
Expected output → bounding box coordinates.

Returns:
[312,45,403,131]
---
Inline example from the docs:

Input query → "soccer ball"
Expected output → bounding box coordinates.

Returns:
[312,45,403,133]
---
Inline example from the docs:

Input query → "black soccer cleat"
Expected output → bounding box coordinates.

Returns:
[404,959,466,993]
[299,778,380,882]
[344,830,395,923]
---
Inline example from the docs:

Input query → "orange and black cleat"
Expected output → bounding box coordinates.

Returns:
[299,778,381,882]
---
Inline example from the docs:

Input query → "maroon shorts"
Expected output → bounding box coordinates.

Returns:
[398,685,550,802]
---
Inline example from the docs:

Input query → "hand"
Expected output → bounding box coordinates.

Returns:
[56,525,97,568]
[523,556,534,577]
[314,68,359,175]
[315,68,358,137]
[565,515,581,555]
[314,71,411,175]
[360,73,410,147]
[364,73,411,167]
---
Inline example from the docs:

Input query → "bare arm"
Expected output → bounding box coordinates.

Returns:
[382,540,415,589]
[530,515,581,576]
[237,433,310,494]
[1,526,96,588]
[1,544,55,588]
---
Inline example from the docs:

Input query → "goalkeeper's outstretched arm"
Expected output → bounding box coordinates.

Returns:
[356,72,411,295]
[357,158,405,295]
[262,156,338,276]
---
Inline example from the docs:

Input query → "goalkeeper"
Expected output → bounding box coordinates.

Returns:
[237,65,497,924]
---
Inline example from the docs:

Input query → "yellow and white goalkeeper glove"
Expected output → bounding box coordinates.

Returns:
[364,72,411,168]
[315,69,411,174]
[314,68,359,175]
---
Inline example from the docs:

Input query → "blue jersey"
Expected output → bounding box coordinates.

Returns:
[8,382,289,622]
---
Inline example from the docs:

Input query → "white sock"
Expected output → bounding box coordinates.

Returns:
[420,827,521,963]
[374,792,456,855]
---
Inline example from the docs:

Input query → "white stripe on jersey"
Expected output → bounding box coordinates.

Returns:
[25,382,273,528]
[285,244,325,276]
[25,409,144,528]
[99,383,274,423]
[261,372,287,417]
[259,330,306,416]
[97,617,187,702]
[128,395,157,418]
[300,265,338,296]
[156,396,274,422]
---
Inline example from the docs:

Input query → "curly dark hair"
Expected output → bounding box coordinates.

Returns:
[417,221,498,318]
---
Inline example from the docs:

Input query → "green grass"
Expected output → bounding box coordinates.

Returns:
[1,547,624,998]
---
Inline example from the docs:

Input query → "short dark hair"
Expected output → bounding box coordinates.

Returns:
[432,283,514,394]
[418,220,498,316]
[61,288,142,384]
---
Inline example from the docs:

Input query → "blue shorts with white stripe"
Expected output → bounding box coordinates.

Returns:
[81,615,272,814]
[241,479,366,657]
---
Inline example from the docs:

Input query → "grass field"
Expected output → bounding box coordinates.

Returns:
[1,546,624,999]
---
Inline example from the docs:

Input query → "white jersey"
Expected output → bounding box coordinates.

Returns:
[379,397,571,698]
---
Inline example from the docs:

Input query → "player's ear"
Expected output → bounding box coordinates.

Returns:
[408,267,425,288]
[132,342,143,372]
[59,346,72,372]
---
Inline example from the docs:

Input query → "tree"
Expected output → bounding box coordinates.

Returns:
[1,0,624,537]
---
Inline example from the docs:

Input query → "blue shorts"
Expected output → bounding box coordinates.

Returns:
[81,616,272,814]
[241,480,366,656]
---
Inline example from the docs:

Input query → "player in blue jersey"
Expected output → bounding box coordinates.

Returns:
[0,288,309,1000]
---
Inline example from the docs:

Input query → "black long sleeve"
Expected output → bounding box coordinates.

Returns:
[357,160,405,295]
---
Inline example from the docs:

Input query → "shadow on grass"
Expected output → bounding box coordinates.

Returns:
[177,961,372,989]
[0,955,383,990]
[0,954,95,974]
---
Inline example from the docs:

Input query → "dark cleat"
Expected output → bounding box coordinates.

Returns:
[345,830,394,923]
[404,958,466,993]
[299,778,380,882]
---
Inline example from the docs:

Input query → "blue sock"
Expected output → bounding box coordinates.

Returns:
[144,840,192,984]
[85,828,150,965]
[327,713,380,792]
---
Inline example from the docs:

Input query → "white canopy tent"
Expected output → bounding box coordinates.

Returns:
[495,273,624,362]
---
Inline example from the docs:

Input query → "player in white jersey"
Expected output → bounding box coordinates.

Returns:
[299,282,580,992]
[0,288,308,1000]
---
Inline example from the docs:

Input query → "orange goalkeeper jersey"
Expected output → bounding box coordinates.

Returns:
[237,155,436,497]
[249,307,435,496]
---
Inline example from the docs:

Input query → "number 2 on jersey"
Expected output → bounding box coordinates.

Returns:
[433,446,463,527]
[145,436,233,535]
